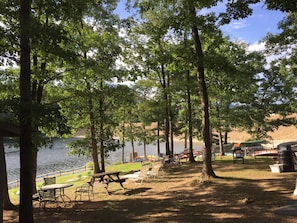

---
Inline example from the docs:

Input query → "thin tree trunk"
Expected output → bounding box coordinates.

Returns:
[31,55,45,194]
[169,110,174,157]
[31,149,37,193]
[157,121,160,157]
[19,0,34,222]
[121,110,125,163]
[187,70,195,163]
[100,140,105,172]
[189,5,216,179]
[1,135,16,223]
[0,135,3,223]
[183,32,195,162]
[1,138,15,210]
[161,63,170,156]
[88,90,100,173]
[184,130,188,149]
[129,121,135,161]
[99,88,105,172]
[142,125,147,159]
[167,70,173,157]
[216,105,224,156]
[224,132,228,144]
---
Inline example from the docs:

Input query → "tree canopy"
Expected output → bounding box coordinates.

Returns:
[1,0,297,221]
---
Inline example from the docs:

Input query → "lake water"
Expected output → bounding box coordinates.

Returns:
[5,138,203,183]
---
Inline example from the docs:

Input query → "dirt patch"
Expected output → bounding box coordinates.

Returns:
[4,160,297,223]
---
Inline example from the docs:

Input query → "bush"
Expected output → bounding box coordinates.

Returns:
[86,161,94,170]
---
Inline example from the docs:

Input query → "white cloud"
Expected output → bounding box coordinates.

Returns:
[248,42,265,52]
[230,21,248,30]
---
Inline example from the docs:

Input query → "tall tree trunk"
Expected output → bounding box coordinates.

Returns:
[161,63,170,156]
[1,139,15,210]
[183,33,195,162]
[142,125,147,159]
[169,110,174,157]
[88,88,100,173]
[189,5,216,179]
[167,70,173,157]
[19,0,34,222]
[31,55,44,195]
[129,121,135,160]
[121,110,125,163]
[85,55,100,173]
[0,135,3,223]
[157,121,160,157]
[100,140,105,172]
[98,85,105,172]
[224,132,228,144]
[1,136,16,223]
[187,70,195,163]
[184,130,188,149]
[216,105,224,156]
[31,57,38,196]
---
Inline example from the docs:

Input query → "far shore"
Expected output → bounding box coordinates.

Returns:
[174,125,297,149]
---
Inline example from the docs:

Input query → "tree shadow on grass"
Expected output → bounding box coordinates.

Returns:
[122,187,151,196]
[7,160,297,223]
[31,172,297,223]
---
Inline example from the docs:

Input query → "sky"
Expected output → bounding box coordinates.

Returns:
[115,1,286,51]
[219,3,285,48]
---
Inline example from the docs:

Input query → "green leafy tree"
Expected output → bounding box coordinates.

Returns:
[60,8,124,172]
[206,39,265,146]
[131,0,272,179]
[263,3,297,134]
[113,86,137,163]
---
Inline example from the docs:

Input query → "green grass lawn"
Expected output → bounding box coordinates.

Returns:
[8,156,278,204]
[8,162,142,204]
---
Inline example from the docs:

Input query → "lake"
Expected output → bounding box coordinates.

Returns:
[5,138,203,183]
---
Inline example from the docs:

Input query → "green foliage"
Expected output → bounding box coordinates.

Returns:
[66,138,92,157]
[266,0,297,12]
[1,0,297,181]
[219,0,256,25]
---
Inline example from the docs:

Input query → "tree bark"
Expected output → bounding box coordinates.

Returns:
[1,136,16,223]
[129,121,135,161]
[0,138,15,210]
[142,125,147,159]
[157,121,160,157]
[87,81,101,174]
[99,90,105,172]
[121,110,125,163]
[19,0,34,222]
[161,63,170,157]
[187,70,195,163]
[189,5,216,179]
[0,135,3,223]
[31,55,43,195]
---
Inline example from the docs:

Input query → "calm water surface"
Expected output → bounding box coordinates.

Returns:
[5,138,203,183]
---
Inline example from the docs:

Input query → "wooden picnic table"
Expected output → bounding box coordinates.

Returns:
[92,171,125,194]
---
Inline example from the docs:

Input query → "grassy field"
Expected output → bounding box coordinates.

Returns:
[5,156,297,223]
[8,162,142,204]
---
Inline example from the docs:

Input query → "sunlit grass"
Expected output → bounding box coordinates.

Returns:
[8,162,142,204]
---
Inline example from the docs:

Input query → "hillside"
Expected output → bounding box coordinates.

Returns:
[228,125,297,148]
[76,121,297,149]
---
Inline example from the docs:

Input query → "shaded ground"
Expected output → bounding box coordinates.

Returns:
[4,158,297,223]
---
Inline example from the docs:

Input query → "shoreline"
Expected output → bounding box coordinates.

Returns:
[174,125,297,149]
[226,125,297,148]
